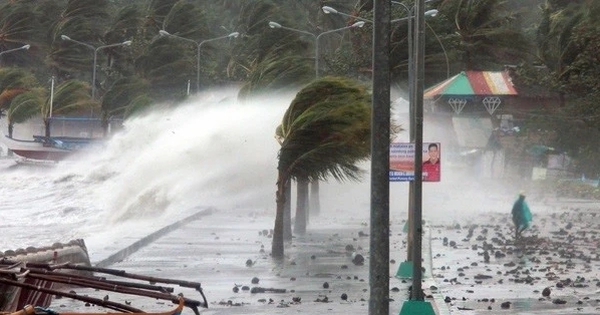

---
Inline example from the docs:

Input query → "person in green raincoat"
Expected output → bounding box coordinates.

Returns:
[511,192,532,240]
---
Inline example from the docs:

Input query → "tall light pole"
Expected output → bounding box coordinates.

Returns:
[369,0,392,313]
[399,0,436,313]
[323,3,438,277]
[322,5,437,24]
[158,30,239,93]
[0,44,31,66]
[268,21,365,78]
[60,35,132,101]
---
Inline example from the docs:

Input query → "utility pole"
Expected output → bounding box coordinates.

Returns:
[369,0,391,314]
[400,0,435,313]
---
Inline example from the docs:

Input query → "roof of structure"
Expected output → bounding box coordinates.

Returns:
[424,71,518,99]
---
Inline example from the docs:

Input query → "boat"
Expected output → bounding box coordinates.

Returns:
[1,117,121,162]
[0,241,207,314]
[0,240,92,312]
[2,136,90,162]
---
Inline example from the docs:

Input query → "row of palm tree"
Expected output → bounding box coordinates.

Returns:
[272,76,374,258]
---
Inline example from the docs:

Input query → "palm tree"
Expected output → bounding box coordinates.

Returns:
[272,76,371,259]
[47,0,110,75]
[0,68,38,136]
[0,68,37,106]
[0,1,37,65]
[101,75,150,120]
[233,0,315,97]
[6,88,45,138]
[40,79,96,137]
[438,0,531,70]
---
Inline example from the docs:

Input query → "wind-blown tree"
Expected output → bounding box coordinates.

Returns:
[0,68,38,137]
[272,76,371,259]
[101,76,150,120]
[0,68,38,111]
[47,0,111,77]
[437,0,531,70]
[515,0,600,177]
[6,88,45,137]
[0,1,37,68]
[234,0,315,98]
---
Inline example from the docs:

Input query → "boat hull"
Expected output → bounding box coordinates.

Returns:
[0,240,91,311]
[2,136,86,161]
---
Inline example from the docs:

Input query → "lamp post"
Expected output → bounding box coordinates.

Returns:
[323,5,438,24]
[0,44,30,66]
[268,21,365,78]
[60,35,132,100]
[323,3,441,277]
[158,30,239,93]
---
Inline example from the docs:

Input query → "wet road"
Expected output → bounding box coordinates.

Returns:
[429,199,600,314]
[50,208,429,314]
[48,199,600,314]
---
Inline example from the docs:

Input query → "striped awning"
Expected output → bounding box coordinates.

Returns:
[424,71,518,99]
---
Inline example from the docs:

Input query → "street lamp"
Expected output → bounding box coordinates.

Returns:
[268,20,365,78]
[322,5,439,134]
[61,35,132,100]
[323,5,437,23]
[0,44,31,65]
[322,5,439,103]
[158,30,239,93]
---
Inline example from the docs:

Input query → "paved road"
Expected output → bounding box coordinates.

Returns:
[48,198,600,315]
[50,208,443,314]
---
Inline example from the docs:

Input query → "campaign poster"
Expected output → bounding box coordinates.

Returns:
[389,142,441,182]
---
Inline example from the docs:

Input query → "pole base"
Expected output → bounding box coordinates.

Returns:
[396,261,413,279]
[396,261,427,279]
[403,220,409,233]
[399,300,436,315]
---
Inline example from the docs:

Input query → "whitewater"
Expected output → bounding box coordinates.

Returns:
[0,88,293,253]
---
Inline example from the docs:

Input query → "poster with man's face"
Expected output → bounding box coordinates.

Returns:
[389,142,441,182]
[422,143,441,182]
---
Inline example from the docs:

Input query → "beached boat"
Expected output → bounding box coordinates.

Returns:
[0,241,207,314]
[0,240,92,311]
[2,136,94,161]
[1,117,121,162]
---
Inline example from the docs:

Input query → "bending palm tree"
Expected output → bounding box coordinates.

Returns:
[272,76,371,259]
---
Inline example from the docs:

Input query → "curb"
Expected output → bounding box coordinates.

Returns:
[94,207,215,268]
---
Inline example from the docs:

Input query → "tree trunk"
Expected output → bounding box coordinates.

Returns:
[283,178,292,241]
[7,123,14,156]
[44,119,51,138]
[309,180,321,217]
[272,171,287,259]
[294,177,309,235]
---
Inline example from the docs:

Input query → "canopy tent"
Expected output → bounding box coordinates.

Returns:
[424,71,518,115]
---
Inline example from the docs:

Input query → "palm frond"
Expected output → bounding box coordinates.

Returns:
[7,88,45,124]
[277,76,371,183]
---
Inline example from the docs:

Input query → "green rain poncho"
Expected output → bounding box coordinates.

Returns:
[511,194,532,231]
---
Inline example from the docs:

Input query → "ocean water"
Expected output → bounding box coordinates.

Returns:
[0,88,291,253]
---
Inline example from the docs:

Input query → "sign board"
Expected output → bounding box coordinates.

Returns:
[390,142,441,182]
